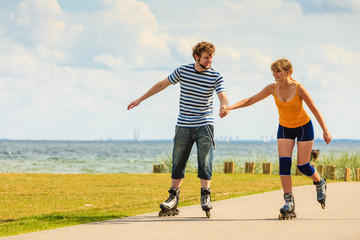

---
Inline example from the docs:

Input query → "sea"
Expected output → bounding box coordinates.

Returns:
[0,140,359,174]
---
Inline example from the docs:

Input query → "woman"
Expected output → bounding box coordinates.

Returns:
[223,59,332,219]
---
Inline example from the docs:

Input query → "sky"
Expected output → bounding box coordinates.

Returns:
[0,0,359,141]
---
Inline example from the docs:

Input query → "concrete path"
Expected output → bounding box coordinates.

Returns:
[2,182,360,240]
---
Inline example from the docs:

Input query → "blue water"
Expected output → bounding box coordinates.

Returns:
[0,140,359,173]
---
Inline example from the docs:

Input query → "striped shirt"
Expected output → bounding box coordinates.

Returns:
[168,63,226,127]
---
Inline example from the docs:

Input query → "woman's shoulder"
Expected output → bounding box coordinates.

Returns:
[295,82,310,97]
[296,82,306,90]
[266,83,276,88]
[264,83,276,94]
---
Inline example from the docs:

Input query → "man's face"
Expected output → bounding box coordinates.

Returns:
[196,52,213,70]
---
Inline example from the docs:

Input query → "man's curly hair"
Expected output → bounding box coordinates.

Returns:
[192,42,215,60]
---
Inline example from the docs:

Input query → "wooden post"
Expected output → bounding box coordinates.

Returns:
[331,166,336,180]
[317,165,324,176]
[325,166,336,180]
[251,162,255,173]
[153,164,164,173]
[262,162,271,175]
[356,168,360,181]
[224,161,235,173]
[245,162,255,173]
[344,168,351,182]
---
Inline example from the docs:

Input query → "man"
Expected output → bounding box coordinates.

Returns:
[127,42,228,218]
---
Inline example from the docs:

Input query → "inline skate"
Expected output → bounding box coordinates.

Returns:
[278,193,296,220]
[314,178,327,209]
[159,187,180,217]
[201,187,212,219]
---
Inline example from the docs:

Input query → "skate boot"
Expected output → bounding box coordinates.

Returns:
[278,193,296,220]
[314,178,327,209]
[158,187,180,217]
[201,187,212,219]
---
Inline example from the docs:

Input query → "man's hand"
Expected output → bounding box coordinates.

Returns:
[219,106,230,118]
[127,99,141,110]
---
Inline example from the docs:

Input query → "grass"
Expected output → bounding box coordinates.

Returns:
[0,173,319,237]
[314,151,360,180]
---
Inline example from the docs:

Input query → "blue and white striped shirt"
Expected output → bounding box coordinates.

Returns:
[168,63,226,127]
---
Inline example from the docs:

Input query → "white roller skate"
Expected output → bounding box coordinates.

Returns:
[159,187,180,217]
[201,187,212,219]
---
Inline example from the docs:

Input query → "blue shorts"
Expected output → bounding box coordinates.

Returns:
[277,120,314,141]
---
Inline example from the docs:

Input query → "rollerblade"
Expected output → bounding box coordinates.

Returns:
[314,178,327,209]
[159,187,180,217]
[278,193,296,220]
[201,187,212,219]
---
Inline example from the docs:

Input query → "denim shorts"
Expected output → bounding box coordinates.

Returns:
[171,125,214,180]
[277,120,314,141]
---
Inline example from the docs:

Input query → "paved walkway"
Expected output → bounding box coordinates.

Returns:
[3,182,360,240]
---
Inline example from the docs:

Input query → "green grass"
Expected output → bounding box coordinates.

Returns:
[314,151,360,180]
[0,173,321,237]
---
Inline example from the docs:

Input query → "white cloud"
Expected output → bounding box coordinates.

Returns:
[4,0,175,69]
[89,0,173,66]
[246,49,273,71]
[9,0,66,46]
[36,45,70,63]
[305,64,323,83]
[322,44,360,66]
[225,0,283,14]
[93,54,129,69]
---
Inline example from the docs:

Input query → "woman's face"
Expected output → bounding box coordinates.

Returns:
[272,69,289,82]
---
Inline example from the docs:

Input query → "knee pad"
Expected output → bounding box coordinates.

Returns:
[279,157,292,175]
[297,162,315,177]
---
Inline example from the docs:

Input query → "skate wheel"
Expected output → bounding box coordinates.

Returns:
[158,211,163,217]
[278,213,282,220]
[175,209,180,215]
[321,203,325,209]
[206,211,211,219]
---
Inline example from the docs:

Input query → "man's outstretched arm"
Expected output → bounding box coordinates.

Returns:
[127,78,171,110]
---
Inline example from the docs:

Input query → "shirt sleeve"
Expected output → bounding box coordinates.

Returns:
[168,66,182,85]
[215,74,226,93]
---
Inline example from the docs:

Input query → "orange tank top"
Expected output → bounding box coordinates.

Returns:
[273,83,310,128]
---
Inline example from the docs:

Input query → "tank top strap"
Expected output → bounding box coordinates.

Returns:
[274,83,277,94]
[295,82,299,95]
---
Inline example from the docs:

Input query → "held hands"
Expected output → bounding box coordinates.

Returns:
[219,106,230,118]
